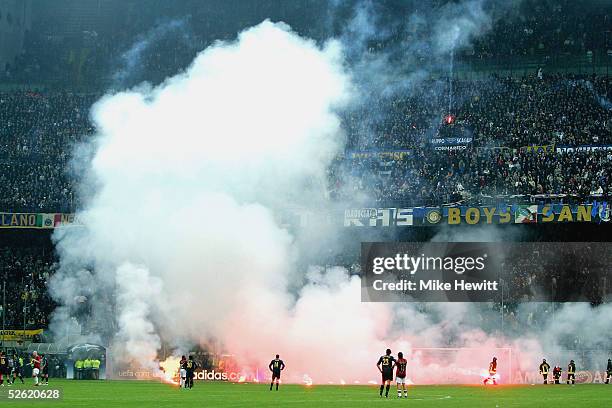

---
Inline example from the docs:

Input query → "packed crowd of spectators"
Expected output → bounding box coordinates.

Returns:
[0,91,96,212]
[0,1,610,363]
[333,74,612,205]
[0,246,57,330]
[472,0,610,59]
[343,74,611,150]
[1,57,611,341]
[331,147,612,206]
[0,73,610,211]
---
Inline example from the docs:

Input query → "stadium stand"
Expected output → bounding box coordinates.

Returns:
[0,0,610,365]
[0,246,55,330]
[1,74,610,212]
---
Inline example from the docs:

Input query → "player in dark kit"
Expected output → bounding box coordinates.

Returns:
[41,354,49,385]
[539,359,550,384]
[605,359,612,384]
[12,354,24,384]
[6,354,14,385]
[567,360,576,384]
[269,355,285,391]
[376,349,396,398]
[185,356,197,389]
[0,352,7,386]
[395,352,408,398]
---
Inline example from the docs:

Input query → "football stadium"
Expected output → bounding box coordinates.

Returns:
[0,0,611,407]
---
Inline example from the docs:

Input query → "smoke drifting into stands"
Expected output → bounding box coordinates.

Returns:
[50,20,362,380]
[47,2,612,384]
[112,17,194,88]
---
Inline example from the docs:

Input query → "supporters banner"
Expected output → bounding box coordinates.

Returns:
[53,213,80,227]
[440,206,514,225]
[556,144,612,153]
[347,149,411,160]
[344,208,413,227]
[514,205,538,223]
[0,329,43,341]
[431,137,472,151]
[293,202,609,229]
[538,203,607,223]
[0,213,75,229]
[410,203,609,225]
[433,204,607,225]
[521,144,555,154]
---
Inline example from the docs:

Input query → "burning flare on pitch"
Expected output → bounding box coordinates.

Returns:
[481,370,501,385]
[159,356,181,385]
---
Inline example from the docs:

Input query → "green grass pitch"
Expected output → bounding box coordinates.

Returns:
[1,379,610,407]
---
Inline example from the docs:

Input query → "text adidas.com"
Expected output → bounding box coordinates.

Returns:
[194,370,241,381]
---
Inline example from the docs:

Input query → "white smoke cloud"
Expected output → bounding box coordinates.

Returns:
[54,17,518,384]
[50,19,359,380]
[48,9,612,386]
[433,0,493,54]
[113,263,163,370]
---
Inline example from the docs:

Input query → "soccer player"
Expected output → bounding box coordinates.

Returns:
[395,352,408,398]
[6,354,14,386]
[12,353,24,384]
[185,356,197,389]
[41,354,49,385]
[484,357,498,385]
[376,348,395,398]
[0,352,7,386]
[269,354,285,391]
[31,351,42,386]
[539,359,550,384]
[179,355,187,389]
[605,359,612,384]
[567,360,576,385]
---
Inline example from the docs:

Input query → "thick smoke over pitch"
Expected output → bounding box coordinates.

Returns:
[49,17,512,384]
[48,5,612,384]
[326,0,612,381]
[51,20,371,380]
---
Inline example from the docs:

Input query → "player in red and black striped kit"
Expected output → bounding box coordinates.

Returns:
[484,357,498,385]
[179,356,187,388]
[30,352,42,386]
[395,352,408,398]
